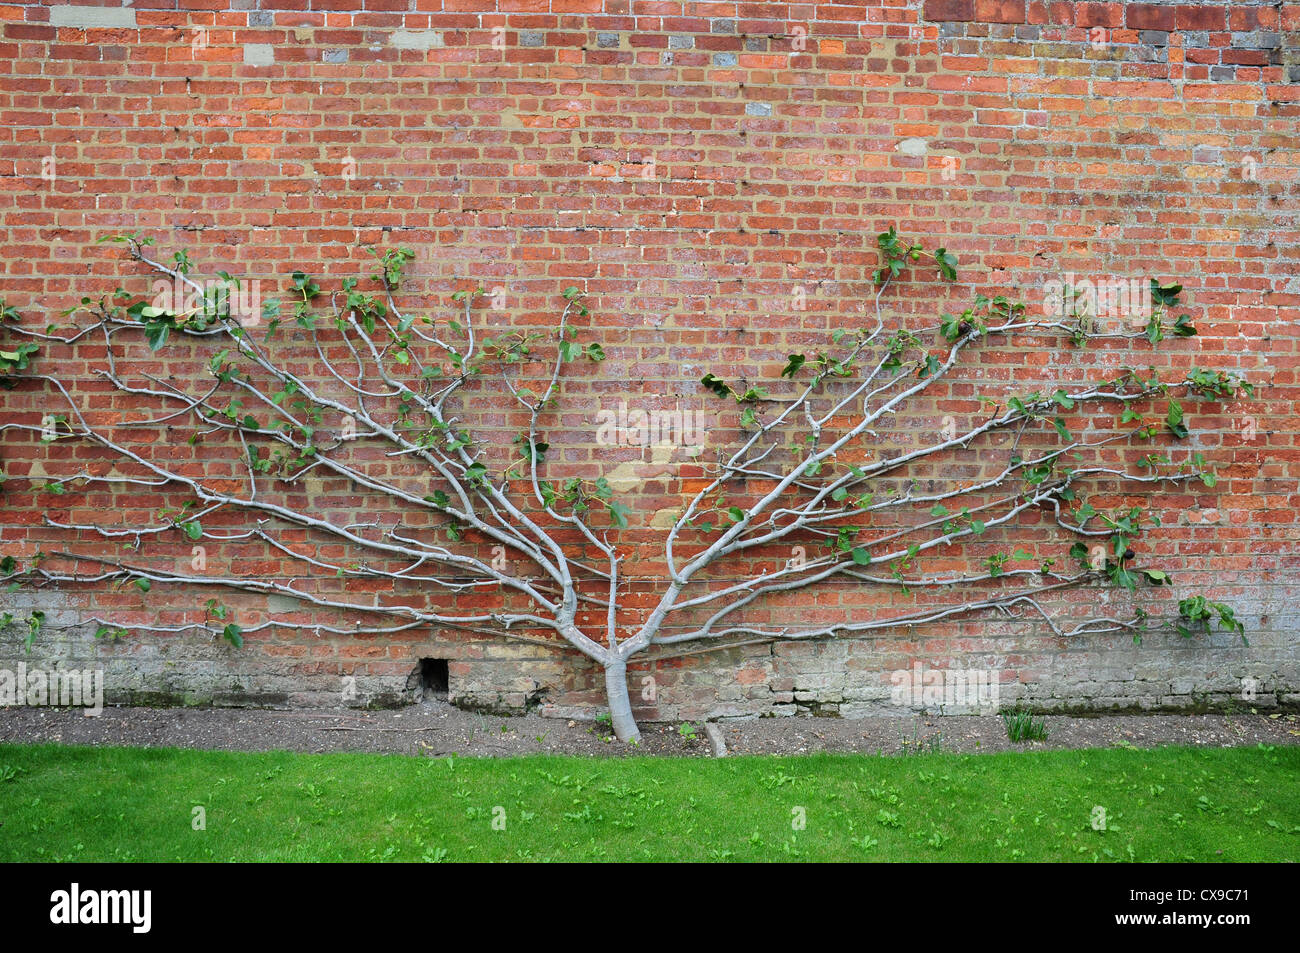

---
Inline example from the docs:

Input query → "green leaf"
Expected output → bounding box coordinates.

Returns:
[1150,280,1182,306]
[701,374,731,399]
[850,547,869,565]
[1165,401,1188,439]
[607,501,633,529]
[939,313,962,342]
[934,248,959,281]
[143,321,170,351]
[1146,312,1164,346]
[222,624,244,648]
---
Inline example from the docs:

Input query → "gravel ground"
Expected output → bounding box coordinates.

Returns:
[1,702,1297,758]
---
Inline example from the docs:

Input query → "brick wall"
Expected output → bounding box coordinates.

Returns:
[1,0,1297,722]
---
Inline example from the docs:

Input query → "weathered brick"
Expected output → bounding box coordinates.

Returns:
[1126,3,1176,32]
[924,0,976,21]
[1176,4,1227,31]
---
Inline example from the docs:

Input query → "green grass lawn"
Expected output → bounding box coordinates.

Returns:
[1,742,1297,862]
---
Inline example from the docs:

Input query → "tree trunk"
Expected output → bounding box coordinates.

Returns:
[604,658,641,744]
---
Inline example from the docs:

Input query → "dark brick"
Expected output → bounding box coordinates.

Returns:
[1221,50,1268,66]
[1126,3,1175,32]
[1231,31,1280,50]
[1176,5,1227,32]
[923,0,975,21]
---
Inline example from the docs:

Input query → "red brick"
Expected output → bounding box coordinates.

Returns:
[974,0,1028,23]
[1125,3,1176,31]
[1074,2,1123,27]
[922,0,975,20]
[1176,4,1228,31]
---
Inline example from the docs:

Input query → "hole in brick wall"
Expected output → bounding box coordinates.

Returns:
[418,658,449,699]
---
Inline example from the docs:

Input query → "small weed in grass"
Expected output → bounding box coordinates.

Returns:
[1003,708,1049,742]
